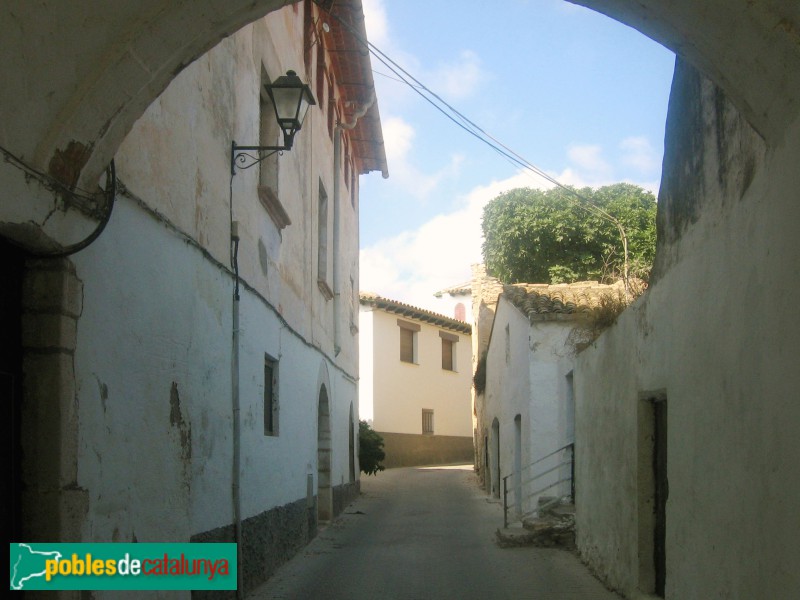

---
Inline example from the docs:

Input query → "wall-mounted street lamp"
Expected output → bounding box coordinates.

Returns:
[231,70,316,175]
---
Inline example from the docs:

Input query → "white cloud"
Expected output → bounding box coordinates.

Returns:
[362,0,389,49]
[567,144,612,180]
[620,136,661,174]
[432,50,486,100]
[380,116,462,201]
[360,170,534,311]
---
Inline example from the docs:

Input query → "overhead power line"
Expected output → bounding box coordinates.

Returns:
[321,2,633,296]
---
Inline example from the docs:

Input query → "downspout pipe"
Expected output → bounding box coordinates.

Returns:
[230,220,243,598]
[332,127,342,357]
[332,90,377,356]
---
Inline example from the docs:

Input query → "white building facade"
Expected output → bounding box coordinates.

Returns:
[9,1,387,594]
[478,277,624,519]
[359,293,473,468]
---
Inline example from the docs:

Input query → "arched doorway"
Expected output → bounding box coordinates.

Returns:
[348,403,356,483]
[491,418,501,499]
[514,414,522,517]
[317,385,332,523]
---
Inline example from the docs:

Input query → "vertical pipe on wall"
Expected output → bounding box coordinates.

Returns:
[334,92,374,359]
[332,127,342,356]
[230,220,243,597]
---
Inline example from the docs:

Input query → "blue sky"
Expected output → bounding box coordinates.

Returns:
[358,0,675,311]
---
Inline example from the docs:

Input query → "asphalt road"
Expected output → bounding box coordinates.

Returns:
[247,465,620,600]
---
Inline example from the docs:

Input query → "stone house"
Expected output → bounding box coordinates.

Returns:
[472,266,626,520]
[359,293,473,468]
[4,0,387,594]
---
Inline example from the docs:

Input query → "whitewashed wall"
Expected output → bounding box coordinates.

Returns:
[69,6,363,585]
[483,297,577,515]
[574,62,800,599]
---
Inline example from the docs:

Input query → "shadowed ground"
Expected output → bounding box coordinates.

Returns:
[247,465,620,599]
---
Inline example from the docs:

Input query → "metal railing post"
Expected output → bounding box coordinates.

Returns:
[570,442,575,502]
[503,476,508,529]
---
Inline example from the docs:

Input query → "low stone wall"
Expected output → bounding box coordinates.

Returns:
[378,432,474,468]
[191,497,312,598]
[333,481,360,517]
[191,481,361,597]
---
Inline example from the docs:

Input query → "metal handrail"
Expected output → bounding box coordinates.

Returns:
[502,443,574,528]
[512,441,574,478]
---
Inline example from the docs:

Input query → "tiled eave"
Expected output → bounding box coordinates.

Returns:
[360,293,471,335]
[325,0,388,178]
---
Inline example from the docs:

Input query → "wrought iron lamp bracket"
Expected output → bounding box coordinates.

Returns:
[230,141,288,176]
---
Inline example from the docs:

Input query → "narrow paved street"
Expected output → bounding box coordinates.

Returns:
[247,466,620,599]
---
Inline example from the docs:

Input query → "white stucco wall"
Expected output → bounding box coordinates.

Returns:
[574,66,800,599]
[358,305,375,423]
[483,297,578,514]
[363,307,472,438]
[483,299,531,500]
[71,6,363,547]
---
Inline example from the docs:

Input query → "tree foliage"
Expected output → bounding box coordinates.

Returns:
[358,420,386,476]
[481,183,657,284]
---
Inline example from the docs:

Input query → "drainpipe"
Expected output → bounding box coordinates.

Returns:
[333,127,342,357]
[230,220,243,598]
[333,91,377,357]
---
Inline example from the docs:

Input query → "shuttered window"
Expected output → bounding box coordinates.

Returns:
[439,331,458,371]
[422,409,434,435]
[400,327,414,363]
[397,319,420,364]
[442,338,453,370]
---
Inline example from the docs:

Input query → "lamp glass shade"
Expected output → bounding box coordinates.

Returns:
[267,70,316,142]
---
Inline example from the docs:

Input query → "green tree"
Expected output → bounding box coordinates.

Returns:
[358,420,386,476]
[481,183,657,284]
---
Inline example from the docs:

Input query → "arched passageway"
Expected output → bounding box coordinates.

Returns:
[1,1,798,252]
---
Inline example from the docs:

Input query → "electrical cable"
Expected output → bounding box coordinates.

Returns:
[20,160,117,258]
[321,2,632,293]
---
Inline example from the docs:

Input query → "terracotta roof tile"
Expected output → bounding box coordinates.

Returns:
[359,292,471,334]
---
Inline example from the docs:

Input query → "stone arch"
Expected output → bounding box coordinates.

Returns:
[2,1,798,252]
[573,0,800,144]
[1,0,295,189]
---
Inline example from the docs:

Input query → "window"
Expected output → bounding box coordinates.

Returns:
[505,323,511,365]
[454,302,466,322]
[264,355,279,435]
[317,179,333,298]
[440,331,459,371]
[397,319,420,363]
[327,74,335,139]
[422,409,434,435]
[258,67,279,192]
[257,66,291,231]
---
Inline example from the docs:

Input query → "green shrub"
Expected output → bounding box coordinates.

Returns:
[358,420,386,476]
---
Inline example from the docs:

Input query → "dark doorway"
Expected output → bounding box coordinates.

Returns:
[638,391,668,597]
[1,238,26,541]
[653,399,668,597]
[317,385,332,522]
[491,418,500,498]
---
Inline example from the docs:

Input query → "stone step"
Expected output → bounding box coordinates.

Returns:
[497,511,575,550]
